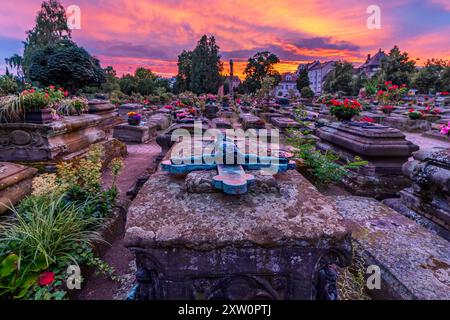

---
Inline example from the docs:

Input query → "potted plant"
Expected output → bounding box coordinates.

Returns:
[21,89,52,124]
[380,105,394,115]
[408,109,422,120]
[328,99,362,122]
[127,112,142,125]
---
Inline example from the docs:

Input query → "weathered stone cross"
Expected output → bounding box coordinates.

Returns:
[161,136,296,195]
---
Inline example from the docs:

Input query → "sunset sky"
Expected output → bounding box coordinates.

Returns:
[0,0,449,79]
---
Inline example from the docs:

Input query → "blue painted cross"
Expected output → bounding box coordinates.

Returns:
[161,136,296,195]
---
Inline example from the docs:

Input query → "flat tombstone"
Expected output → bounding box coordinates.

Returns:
[124,169,351,300]
[113,124,157,143]
[0,162,37,215]
[316,122,419,199]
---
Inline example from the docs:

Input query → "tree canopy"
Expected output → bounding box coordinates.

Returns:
[28,40,106,90]
[241,51,281,93]
[323,61,354,95]
[380,45,416,86]
[189,35,223,94]
[23,0,72,79]
[296,67,310,92]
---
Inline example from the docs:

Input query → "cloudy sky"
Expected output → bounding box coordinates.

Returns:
[0,0,449,78]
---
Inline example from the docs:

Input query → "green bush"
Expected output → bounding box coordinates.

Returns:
[0,76,18,95]
[301,86,314,99]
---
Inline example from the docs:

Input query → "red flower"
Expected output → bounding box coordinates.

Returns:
[361,117,375,123]
[49,85,55,90]
[38,271,55,286]
[45,93,49,99]
[64,91,69,97]
[29,89,35,93]
[409,109,415,113]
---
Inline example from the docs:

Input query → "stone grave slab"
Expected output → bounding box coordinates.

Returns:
[147,113,171,131]
[270,117,302,132]
[113,124,157,143]
[398,148,450,236]
[0,162,37,215]
[316,122,419,199]
[0,113,121,167]
[239,114,266,130]
[381,116,432,132]
[125,169,352,300]
[334,196,450,300]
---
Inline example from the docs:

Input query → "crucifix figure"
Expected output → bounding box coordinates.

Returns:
[161,135,296,195]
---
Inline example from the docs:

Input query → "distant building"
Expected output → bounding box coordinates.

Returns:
[166,77,177,89]
[273,73,299,97]
[296,61,336,96]
[359,49,387,78]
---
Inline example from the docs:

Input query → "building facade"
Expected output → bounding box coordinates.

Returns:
[296,61,336,96]
[273,73,299,97]
[359,49,387,78]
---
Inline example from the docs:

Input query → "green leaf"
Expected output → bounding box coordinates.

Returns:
[14,273,39,300]
[30,254,49,272]
[1,254,19,277]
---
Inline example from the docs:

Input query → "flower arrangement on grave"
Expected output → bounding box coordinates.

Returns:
[376,82,408,105]
[440,121,450,138]
[380,105,395,115]
[319,93,335,106]
[328,98,362,122]
[127,111,142,125]
[408,108,422,120]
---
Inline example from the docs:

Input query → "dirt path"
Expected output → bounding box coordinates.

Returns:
[78,142,160,300]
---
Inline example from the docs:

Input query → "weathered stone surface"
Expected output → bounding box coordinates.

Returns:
[0,113,120,164]
[334,196,450,300]
[185,170,280,194]
[239,113,266,130]
[399,147,450,234]
[381,116,432,133]
[113,124,157,143]
[0,162,37,215]
[270,117,302,132]
[316,122,419,199]
[125,169,352,300]
[147,113,171,130]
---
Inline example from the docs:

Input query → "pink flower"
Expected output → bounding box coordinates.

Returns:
[64,91,69,97]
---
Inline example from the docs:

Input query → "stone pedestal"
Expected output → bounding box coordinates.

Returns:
[270,117,302,132]
[400,148,450,234]
[118,103,144,121]
[87,99,122,134]
[125,169,352,300]
[381,116,432,132]
[0,162,37,215]
[0,113,123,170]
[147,113,171,131]
[239,114,266,130]
[113,124,157,143]
[316,122,419,199]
